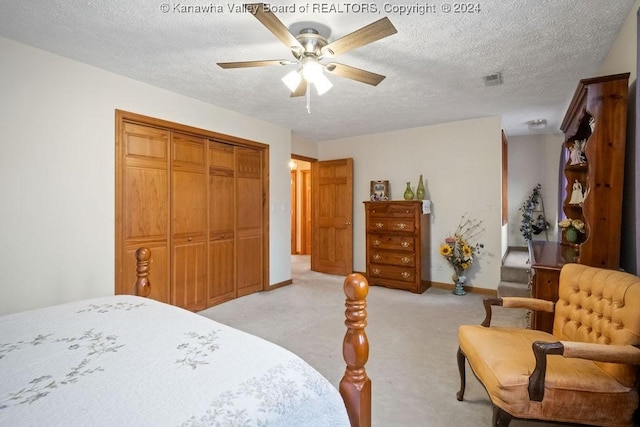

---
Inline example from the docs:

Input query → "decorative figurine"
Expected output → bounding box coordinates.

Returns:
[569,180,584,204]
[569,140,586,165]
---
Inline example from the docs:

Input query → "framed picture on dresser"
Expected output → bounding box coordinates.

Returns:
[370,180,389,201]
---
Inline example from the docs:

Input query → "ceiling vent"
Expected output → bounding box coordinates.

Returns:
[483,72,503,86]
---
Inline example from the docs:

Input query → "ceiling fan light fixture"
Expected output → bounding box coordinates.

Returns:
[282,69,302,93]
[313,73,333,95]
[527,118,547,130]
[301,57,323,83]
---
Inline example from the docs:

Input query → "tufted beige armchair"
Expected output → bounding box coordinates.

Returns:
[456,263,640,426]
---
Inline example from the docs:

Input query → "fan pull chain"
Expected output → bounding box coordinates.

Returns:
[306,81,311,114]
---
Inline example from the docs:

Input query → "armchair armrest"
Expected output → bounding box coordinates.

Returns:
[528,341,640,401]
[481,297,555,327]
[560,341,640,365]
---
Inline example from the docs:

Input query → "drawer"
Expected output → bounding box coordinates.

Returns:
[369,251,415,267]
[368,264,416,283]
[367,202,417,217]
[368,234,415,251]
[367,218,416,233]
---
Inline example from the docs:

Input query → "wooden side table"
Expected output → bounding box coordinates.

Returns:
[528,241,578,333]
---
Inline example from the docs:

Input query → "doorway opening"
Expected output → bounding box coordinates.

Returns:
[290,157,312,256]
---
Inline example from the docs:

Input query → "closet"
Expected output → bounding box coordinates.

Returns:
[115,111,268,311]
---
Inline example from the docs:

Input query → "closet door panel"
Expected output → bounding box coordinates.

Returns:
[236,234,262,297]
[208,239,235,305]
[172,241,206,311]
[236,147,263,296]
[209,142,236,303]
[117,122,170,301]
[123,167,168,240]
[171,133,207,311]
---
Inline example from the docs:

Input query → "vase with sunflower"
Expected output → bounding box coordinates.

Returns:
[439,214,484,296]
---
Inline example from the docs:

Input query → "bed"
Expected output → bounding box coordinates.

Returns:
[0,248,371,426]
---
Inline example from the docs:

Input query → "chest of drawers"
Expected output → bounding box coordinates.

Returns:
[364,201,430,293]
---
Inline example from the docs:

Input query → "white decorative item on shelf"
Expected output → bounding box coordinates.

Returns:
[569,140,586,165]
[569,180,584,204]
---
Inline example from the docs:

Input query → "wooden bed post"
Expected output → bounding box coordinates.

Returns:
[134,247,151,297]
[340,273,371,427]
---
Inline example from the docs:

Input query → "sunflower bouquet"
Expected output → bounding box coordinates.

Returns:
[439,214,485,276]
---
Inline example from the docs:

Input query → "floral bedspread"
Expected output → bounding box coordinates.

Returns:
[0,295,349,426]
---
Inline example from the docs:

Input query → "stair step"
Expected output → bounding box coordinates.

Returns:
[500,265,530,284]
[497,281,531,298]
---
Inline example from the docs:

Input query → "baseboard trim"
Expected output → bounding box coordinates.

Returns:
[267,279,292,290]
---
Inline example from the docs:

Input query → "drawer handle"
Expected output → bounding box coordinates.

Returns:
[401,257,410,264]
[375,222,384,228]
[401,272,411,279]
[373,239,381,246]
[401,241,410,248]
[397,223,406,229]
[372,268,380,275]
[373,254,381,261]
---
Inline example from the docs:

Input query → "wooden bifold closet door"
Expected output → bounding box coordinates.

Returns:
[115,111,268,311]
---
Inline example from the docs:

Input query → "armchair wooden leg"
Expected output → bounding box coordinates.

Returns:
[492,406,512,426]
[456,347,466,401]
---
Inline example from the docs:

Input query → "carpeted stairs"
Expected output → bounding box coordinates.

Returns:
[497,247,531,298]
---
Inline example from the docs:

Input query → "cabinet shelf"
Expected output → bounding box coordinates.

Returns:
[564,163,588,171]
[559,72,629,269]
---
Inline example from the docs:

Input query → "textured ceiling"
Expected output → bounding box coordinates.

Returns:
[0,1,634,142]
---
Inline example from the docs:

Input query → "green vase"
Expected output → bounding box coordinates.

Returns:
[403,182,414,200]
[416,175,425,200]
[566,227,578,243]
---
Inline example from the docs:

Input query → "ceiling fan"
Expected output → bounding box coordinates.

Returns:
[217,3,397,105]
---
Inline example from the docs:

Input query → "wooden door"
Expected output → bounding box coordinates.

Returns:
[311,158,353,275]
[171,133,207,311]
[116,122,170,303]
[301,170,311,255]
[236,147,264,297]
[208,141,236,305]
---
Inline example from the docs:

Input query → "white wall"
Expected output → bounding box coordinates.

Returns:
[318,117,504,290]
[599,0,639,83]
[0,37,292,315]
[507,134,564,247]
[291,134,318,159]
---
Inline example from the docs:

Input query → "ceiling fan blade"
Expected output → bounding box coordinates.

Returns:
[217,59,294,69]
[321,17,397,57]
[290,80,307,97]
[246,3,303,51]
[325,63,386,86]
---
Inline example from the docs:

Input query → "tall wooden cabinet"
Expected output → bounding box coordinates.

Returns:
[529,73,629,333]
[559,73,629,268]
[364,201,430,293]
[116,111,268,311]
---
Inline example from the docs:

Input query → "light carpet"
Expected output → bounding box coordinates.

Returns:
[199,256,571,427]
